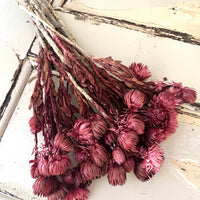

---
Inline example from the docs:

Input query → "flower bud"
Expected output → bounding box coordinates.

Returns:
[90,114,107,139]
[126,114,145,135]
[129,63,151,81]
[118,129,139,152]
[65,187,89,200]
[124,89,146,109]
[112,147,126,165]
[33,176,59,196]
[90,143,109,167]
[134,145,164,181]
[107,163,126,186]
[54,133,74,153]
[123,157,135,172]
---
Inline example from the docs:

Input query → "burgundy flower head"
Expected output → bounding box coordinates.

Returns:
[48,154,71,176]
[108,163,127,186]
[90,143,109,167]
[33,176,59,196]
[129,63,151,81]
[80,159,101,181]
[124,89,146,109]
[134,145,164,181]
[112,147,126,165]
[54,133,74,153]
[126,114,145,135]
[181,87,196,104]
[90,114,107,139]
[72,119,94,145]
[65,187,89,200]
[118,129,139,152]
[145,104,177,144]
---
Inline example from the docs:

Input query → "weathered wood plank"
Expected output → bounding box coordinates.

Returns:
[55,1,200,45]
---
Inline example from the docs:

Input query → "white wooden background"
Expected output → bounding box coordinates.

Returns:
[0,0,200,199]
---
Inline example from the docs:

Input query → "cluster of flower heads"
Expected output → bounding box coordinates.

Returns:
[29,33,196,200]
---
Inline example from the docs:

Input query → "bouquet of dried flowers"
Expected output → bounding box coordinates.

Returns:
[15,0,197,199]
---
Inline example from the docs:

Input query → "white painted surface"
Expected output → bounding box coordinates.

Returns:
[0,0,200,199]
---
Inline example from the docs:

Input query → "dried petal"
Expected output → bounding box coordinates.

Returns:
[112,147,126,165]
[108,163,127,186]
[90,143,109,167]
[124,89,146,109]
[29,116,42,134]
[30,160,40,178]
[38,156,51,177]
[181,87,196,104]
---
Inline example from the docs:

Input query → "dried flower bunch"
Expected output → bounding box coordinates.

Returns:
[16,0,197,199]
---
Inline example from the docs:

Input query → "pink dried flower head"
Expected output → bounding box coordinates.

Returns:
[30,160,40,179]
[62,169,74,185]
[157,90,182,108]
[112,147,126,165]
[181,87,196,104]
[33,176,59,196]
[126,114,145,135]
[65,187,90,200]
[29,116,42,134]
[90,114,107,139]
[134,145,164,181]
[38,155,51,177]
[145,105,177,144]
[80,159,101,181]
[118,129,139,152]
[123,157,135,172]
[90,143,109,167]
[129,63,151,81]
[75,146,89,163]
[72,119,94,145]
[124,89,146,109]
[47,186,67,200]
[54,133,74,153]
[48,154,71,176]
[103,130,116,145]
[108,163,127,186]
